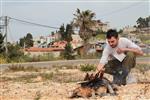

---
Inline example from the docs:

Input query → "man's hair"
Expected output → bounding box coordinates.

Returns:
[106,29,118,39]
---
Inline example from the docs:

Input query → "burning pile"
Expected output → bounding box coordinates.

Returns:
[69,71,117,98]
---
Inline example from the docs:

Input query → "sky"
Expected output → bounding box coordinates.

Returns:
[0,0,149,42]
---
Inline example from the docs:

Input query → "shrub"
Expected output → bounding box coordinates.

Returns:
[80,64,96,72]
[0,55,7,64]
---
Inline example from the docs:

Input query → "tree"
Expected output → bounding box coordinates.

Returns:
[0,32,5,53]
[59,23,74,59]
[59,24,65,40]
[73,8,96,43]
[58,23,73,42]
[51,31,55,36]
[72,9,96,55]
[25,33,33,48]
[62,42,75,60]
[65,24,73,42]
[19,33,33,48]
[136,16,150,28]
[7,44,24,62]
[19,37,25,48]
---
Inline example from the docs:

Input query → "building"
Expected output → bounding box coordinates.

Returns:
[123,26,136,34]
[24,47,64,57]
[33,32,61,48]
[91,20,109,32]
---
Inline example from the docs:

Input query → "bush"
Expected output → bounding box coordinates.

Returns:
[0,55,7,64]
[80,64,96,72]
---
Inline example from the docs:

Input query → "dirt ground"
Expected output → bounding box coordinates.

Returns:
[0,65,150,100]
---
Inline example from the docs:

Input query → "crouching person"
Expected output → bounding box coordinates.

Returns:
[97,29,143,86]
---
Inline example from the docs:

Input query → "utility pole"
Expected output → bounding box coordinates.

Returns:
[4,16,9,54]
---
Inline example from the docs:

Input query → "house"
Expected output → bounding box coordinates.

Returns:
[24,47,64,57]
[137,27,150,34]
[123,26,136,34]
[33,32,61,48]
[91,20,109,32]
[51,41,67,48]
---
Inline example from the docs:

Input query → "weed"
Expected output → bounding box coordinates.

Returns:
[80,64,96,72]
[136,64,150,73]
[7,65,39,72]
[40,72,54,80]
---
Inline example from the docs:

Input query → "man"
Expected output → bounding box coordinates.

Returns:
[97,29,143,85]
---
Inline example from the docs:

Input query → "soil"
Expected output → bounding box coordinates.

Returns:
[0,66,150,100]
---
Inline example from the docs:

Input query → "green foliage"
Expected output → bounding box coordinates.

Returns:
[25,33,33,48]
[59,24,65,40]
[19,33,33,48]
[144,40,150,44]
[80,64,96,72]
[118,29,123,34]
[7,44,24,62]
[95,33,105,40]
[65,24,73,42]
[19,37,25,47]
[0,54,7,64]
[136,16,150,28]
[62,42,75,60]
[73,8,96,42]
[59,24,73,42]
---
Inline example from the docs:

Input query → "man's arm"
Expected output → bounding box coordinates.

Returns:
[97,46,110,72]
[117,48,144,55]
[117,38,144,56]
[97,63,105,72]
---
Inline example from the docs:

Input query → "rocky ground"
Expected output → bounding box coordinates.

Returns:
[0,64,150,100]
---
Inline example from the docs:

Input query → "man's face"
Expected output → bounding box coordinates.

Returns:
[107,37,118,48]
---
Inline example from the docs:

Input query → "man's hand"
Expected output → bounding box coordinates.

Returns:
[97,63,105,73]
[116,48,126,54]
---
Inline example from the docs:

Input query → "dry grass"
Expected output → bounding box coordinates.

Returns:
[6,65,40,72]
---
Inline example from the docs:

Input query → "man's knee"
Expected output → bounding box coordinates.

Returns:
[123,52,136,69]
[126,52,136,59]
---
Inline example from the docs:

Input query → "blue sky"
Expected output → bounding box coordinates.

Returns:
[0,0,149,42]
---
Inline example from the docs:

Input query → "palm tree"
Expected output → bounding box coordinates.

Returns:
[72,9,96,55]
[73,8,96,43]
